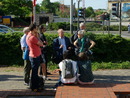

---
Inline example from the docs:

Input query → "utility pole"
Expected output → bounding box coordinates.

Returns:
[32,0,36,23]
[77,0,81,29]
[119,0,122,37]
[70,0,73,34]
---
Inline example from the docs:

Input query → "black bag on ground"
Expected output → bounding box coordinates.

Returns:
[30,76,45,90]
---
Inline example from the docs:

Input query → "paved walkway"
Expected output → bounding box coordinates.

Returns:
[0,68,130,98]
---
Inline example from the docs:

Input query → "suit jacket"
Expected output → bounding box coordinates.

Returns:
[52,36,71,64]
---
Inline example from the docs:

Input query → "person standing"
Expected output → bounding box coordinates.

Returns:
[39,25,51,80]
[26,24,45,92]
[70,22,86,44]
[73,30,95,57]
[52,29,72,64]
[20,27,31,86]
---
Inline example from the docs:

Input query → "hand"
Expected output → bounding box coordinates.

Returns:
[43,45,46,48]
[43,41,48,45]
[60,45,63,48]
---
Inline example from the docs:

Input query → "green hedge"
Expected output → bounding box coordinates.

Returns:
[0,32,130,65]
[48,22,71,30]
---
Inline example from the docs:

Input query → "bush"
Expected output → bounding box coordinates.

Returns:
[0,32,130,66]
[0,32,23,65]
[86,22,102,31]
[104,25,128,31]
[93,34,130,62]
[48,22,71,30]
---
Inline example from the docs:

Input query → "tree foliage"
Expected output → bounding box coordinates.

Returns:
[85,7,95,17]
[1,0,32,17]
[40,0,60,15]
[0,1,4,16]
[40,0,51,13]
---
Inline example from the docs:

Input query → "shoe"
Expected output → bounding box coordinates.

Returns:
[46,77,51,80]
[42,76,46,80]
[24,82,29,86]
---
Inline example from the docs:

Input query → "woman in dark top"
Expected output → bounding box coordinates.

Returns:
[39,25,51,80]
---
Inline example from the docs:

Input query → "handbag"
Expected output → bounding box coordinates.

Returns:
[23,47,29,60]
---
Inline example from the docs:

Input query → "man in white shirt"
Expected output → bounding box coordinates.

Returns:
[20,27,31,86]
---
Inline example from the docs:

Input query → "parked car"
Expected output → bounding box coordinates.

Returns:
[0,24,14,34]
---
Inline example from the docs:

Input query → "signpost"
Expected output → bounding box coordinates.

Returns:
[70,0,73,34]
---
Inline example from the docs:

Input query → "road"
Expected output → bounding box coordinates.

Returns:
[88,31,130,38]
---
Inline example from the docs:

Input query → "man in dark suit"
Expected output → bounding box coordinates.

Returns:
[53,29,72,64]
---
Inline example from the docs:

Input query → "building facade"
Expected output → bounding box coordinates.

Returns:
[108,0,130,20]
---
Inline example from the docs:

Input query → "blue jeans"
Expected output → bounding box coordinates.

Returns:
[29,56,40,90]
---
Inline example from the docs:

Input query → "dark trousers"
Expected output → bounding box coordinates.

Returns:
[55,75,62,88]
[24,60,31,83]
[29,56,40,90]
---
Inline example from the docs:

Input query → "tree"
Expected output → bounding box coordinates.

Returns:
[40,0,60,15]
[0,1,5,16]
[51,2,60,15]
[1,0,32,18]
[95,9,104,16]
[36,4,41,14]
[85,7,95,17]
[40,0,52,13]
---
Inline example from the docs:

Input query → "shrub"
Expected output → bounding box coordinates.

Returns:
[47,22,128,31]
[0,32,130,66]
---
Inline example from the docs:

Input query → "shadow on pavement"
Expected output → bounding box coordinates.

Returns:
[0,75,23,81]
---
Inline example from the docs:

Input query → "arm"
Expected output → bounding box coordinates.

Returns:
[70,31,78,44]
[40,33,48,45]
[31,36,45,47]
[53,38,62,51]
[20,35,26,51]
[37,40,45,47]
[73,39,78,48]
[88,40,96,50]
[21,47,25,52]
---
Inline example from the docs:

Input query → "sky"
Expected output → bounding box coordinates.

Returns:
[37,0,108,9]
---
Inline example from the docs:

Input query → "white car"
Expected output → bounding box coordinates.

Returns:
[0,24,14,34]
